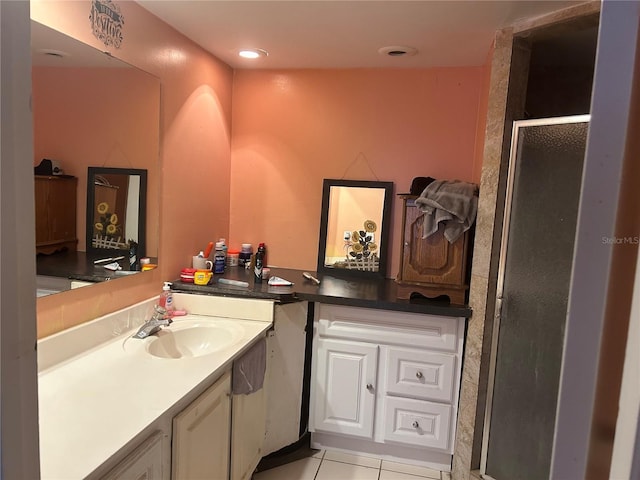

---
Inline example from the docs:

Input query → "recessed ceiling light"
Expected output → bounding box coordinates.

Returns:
[238,48,269,59]
[378,46,418,57]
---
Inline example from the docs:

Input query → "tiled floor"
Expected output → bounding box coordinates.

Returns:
[253,450,452,480]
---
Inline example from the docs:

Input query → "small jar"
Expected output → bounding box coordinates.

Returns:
[226,249,240,267]
[239,243,252,267]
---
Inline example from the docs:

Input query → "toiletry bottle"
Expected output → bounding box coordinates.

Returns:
[254,243,266,283]
[129,240,139,271]
[218,238,228,259]
[159,282,174,311]
[214,242,226,274]
[239,243,252,267]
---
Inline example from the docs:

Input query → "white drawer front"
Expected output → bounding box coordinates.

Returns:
[317,304,460,352]
[385,348,456,403]
[383,397,452,451]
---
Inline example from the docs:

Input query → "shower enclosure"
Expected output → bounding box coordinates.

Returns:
[481,115,590,480]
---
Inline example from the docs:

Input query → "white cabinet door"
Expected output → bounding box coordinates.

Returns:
[102,431,166,480]
[312,338,378,439]
[263,302,307,456]
[231,387,265,480]
[172,371,231,480]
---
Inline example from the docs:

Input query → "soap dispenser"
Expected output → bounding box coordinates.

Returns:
[159,282,174,311]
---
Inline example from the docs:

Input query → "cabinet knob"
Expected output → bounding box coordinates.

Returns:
[416,371,423,379]
[366,383,374,391]
[404,242,409,246]
[412,421,420,429]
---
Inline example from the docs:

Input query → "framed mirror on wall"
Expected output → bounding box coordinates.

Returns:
[86,167,147,258]
[317,179,394,278]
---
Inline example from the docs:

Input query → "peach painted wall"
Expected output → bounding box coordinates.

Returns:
[32,0,233,337]
[32,66,160,254]
[230,68,486,278]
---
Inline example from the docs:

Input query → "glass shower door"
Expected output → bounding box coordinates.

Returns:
[481,116,589,480]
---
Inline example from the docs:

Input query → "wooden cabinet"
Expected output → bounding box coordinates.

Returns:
[396,195,471,304]
[172,371,231,480]
[34,175,77,254]
[310,304,465,472]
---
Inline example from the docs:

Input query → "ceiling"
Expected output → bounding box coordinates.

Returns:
[31,21,130,68]
[137,0,585,69]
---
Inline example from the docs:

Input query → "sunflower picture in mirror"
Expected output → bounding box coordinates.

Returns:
[345,220,379,272]
[93,201,127,249]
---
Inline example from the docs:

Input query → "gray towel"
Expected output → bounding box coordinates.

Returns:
[415,180,478,243]
[232,337,266,395]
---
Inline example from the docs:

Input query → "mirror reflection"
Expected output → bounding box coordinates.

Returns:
[32,21,160,296]
[87,167,147,258]
[317,179,393,278]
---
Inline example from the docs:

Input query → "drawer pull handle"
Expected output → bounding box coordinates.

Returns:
[412,421,420,429]
[366,383,374,391]
[416,371,423,379]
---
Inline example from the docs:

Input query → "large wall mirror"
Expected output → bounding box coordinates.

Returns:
[32,20,160,296]
[317,179,393,278]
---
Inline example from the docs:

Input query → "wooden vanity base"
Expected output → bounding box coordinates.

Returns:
[395,282,467,305]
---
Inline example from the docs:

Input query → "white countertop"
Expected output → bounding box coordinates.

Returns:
[38,295,273,479]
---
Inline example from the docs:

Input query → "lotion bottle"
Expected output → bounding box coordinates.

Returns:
[159,282,174,311]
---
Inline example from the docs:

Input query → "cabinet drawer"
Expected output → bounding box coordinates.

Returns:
[385,348,455,403]
[317,304,461,352]
[383,397,452,451]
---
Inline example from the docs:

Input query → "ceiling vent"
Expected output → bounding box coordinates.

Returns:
[378,46,418,57]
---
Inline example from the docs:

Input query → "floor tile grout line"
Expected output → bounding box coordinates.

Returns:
[321,458,381,469]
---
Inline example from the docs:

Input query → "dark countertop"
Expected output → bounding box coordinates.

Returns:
[36,250,148,283]
[171,266,472,318]
[37,252,472,318]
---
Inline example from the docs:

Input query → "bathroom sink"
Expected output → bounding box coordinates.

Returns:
[123,319,243,359]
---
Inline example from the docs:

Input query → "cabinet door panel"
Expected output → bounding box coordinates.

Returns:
[383,396,452,451]
[313,339,378,439]
[231,387,265,480]
[34,176,77,253]
[102,431,165,480]
[398,200,467,286]
[386,348,455,402]
[172,371,231,480]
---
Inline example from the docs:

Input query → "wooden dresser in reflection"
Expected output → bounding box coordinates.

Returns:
[396,195,472,304]
[35,175,77,255]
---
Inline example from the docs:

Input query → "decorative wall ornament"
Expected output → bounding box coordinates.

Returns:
[89,0,125,49]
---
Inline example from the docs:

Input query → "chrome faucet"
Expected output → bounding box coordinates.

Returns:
[133,305,172,339]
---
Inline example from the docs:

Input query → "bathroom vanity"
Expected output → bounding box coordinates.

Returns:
[37,294,275,479]
[37,267,470,479]
[171,266,470,473]
[309,304,465,471]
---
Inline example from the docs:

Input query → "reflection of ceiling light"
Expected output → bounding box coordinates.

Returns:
[238,48,268,59]
[378,46,418,57]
